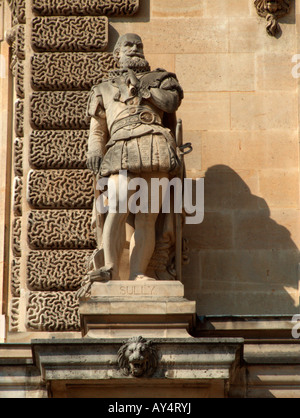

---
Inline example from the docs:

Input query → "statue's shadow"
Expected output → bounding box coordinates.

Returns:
[183,164,300,315]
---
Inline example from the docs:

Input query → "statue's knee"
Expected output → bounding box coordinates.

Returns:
[135,213,157,229]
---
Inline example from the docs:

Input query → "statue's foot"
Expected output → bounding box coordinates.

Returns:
[132,274,156,282]
[89,266,112,282]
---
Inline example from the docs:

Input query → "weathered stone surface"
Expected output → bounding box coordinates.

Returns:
[11,258,21,297]
[177,92,230,131]
[228,17,296,54]
[31,17,108,52]
[10,298,20,332]
[13,176,22,216]
[30,91,89,130]
[14,137,23,176]
[14,60,24,99]
[7,24,25,60]
[27,169,93,209]
[91,281,185,298]
[176,53,255,92]
[28,210,96,250]
[29,130,89,169]
[12,218,21,257]
[230,91,297,131]
[31,52,116,91]
[27,292,80,331]
[31,0,139,17]
[111,18,229,54]
[7,0,25,24]
[15,99,24,137]
[31,338,243,383]
[27,250,92,291]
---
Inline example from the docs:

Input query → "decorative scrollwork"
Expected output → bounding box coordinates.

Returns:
[254,0,291,36]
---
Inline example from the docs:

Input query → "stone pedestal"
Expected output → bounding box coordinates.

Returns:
[79,281,196,338]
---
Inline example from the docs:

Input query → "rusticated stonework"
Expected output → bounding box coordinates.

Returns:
[27,170,93,209]
[15,99,24,137]
[6,24,25,99]
[15,24,25,59]
[31,16,108,52]
[31,52,116,91]
[12,218,21,257]
[13,176,22,216]
[30,91,89,130]
[7,0,25,24]
[29,130,89,169]
[14,60,24,99]
[27,291,80,331]
[10,298,20,332]
[6,24,25,60]
[28,210,96,250]
[11,258,21,297]
[27,250,93,291]
[13,137,23,176]
[7,0,140,335]
[31,0,139,17]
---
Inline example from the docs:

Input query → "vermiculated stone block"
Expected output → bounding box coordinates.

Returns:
[31,16,108,52]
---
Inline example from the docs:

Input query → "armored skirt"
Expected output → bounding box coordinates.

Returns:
[100,133,181,177]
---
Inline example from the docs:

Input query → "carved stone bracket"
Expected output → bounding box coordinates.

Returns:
[254,0,291,36]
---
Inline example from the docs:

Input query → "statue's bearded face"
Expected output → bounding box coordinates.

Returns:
[265,0,280,13]
[116,34,150,71]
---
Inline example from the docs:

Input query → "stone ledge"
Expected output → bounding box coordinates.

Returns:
[31,338,244,383]
[194,315,297,339]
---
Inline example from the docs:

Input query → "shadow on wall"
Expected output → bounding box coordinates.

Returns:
[183,165,300,315]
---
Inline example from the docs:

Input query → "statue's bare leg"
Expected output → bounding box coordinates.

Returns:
[102,211,127,280]
[129,212,159,281]
[99,172,133,280]
[129,172,168,281]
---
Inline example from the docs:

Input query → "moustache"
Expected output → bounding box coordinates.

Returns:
[126,53,145,58]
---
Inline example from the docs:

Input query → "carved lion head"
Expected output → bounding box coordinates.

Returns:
[254,0,290,17]
[117,336,159,378]
[254,0,290,36]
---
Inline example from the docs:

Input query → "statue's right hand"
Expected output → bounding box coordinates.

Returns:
[86,156,102,174]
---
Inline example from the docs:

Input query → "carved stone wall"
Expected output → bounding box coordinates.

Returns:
[6,0,139,335]
[31,17,108,52]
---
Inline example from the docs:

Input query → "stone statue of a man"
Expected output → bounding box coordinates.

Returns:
[86,33,184,282]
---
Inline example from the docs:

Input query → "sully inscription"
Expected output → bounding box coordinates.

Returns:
[120,284,156,296]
